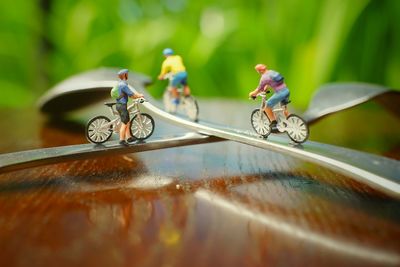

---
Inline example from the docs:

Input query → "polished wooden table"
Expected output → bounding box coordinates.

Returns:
[0,100,399,267]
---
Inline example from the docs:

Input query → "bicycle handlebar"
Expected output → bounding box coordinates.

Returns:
[258,90,271,96]
[249,92,266,100]
[162,73,173,80]
[126,98,146,107]
[250,91,271,100]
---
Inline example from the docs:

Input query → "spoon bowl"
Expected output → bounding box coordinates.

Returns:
[303,82,400,123]
[38,68,152,114]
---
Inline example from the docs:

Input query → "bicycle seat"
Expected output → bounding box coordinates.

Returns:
[281,97,291,105]
[104,102,117,107]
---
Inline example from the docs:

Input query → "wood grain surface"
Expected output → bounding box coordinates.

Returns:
[0,100,399,267]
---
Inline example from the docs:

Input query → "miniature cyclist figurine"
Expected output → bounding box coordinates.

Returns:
[115,69,144,145]
[158,48,191,105]
[249,64,290,132]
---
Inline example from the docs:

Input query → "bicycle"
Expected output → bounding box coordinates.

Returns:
[250,92,309,143]
[86,98,155,144]
[162,73,199,122]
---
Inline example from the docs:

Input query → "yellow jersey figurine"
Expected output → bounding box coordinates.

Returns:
[158,48,191,105]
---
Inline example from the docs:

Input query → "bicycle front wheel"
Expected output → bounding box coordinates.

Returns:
[285,114,309,143]
[251,109,271,137]
[182,96,199,122]
[163,89,176,113]
[86,116,113,144]
[130,113,155,140]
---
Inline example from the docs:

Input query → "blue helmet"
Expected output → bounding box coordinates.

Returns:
[118,69,129,75]
[163,48,174,56]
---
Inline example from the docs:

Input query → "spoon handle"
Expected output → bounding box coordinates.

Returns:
[0,133,223,174]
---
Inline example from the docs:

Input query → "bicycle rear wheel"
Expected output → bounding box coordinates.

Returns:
[285,114,309,143]
[251,109,271,137]
[182,96,199,122]
[86,116,113,144]
[130,113,155,140]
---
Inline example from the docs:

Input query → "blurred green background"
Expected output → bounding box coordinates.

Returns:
[0,0,399,109]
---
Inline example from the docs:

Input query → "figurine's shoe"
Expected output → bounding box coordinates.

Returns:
[270,121,279,133]
[127,137,136,143]
[169,98,179,114]
[119,140,128,146]
[172,98,180,105]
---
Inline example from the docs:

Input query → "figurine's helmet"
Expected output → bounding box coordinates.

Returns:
[118,69,129,76]
[163,48,174,56]
[255,64,267,72]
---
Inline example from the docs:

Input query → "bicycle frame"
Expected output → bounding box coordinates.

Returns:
[163,73,185,96]
[103,100,144,133]
[257,93,287,123]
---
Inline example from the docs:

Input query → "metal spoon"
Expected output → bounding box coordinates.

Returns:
[32,68,400,198]
[302,82,400,123]
[37,68,152,114]
[0,133,223,174]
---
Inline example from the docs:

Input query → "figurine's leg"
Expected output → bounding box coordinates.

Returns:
[171,87,178,97]
[284,106,290,118]
[119,123,127,141]
[169,74,180,105]
[265,96,279,133]
[117,104,131,144]
[183,85,191,96]
[167,87,179,106]
[125,121,132,138]
[181,74,190,96]
[125,121,135,143]
[264,106,276,122]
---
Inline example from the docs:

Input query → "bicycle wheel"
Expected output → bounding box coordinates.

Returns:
[86,116,113,144]
[130,113,155,140]
[163,89,176,113]
[182,96,199,122]
[251,109,271,137]
[285,114,309,143]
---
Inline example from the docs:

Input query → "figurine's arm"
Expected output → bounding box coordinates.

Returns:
[249,78,268,98]
[129,87,144,99]
[130,93,144,99]
[263,84,271,93]
[158,60,170,80]
[123,84,144,99]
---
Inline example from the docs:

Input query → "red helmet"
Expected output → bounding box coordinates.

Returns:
[255,64,267,72]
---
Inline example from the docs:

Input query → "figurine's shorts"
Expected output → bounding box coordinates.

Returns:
[171,71,188,87]
[116,103,130,124]
[266,88,290,108]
